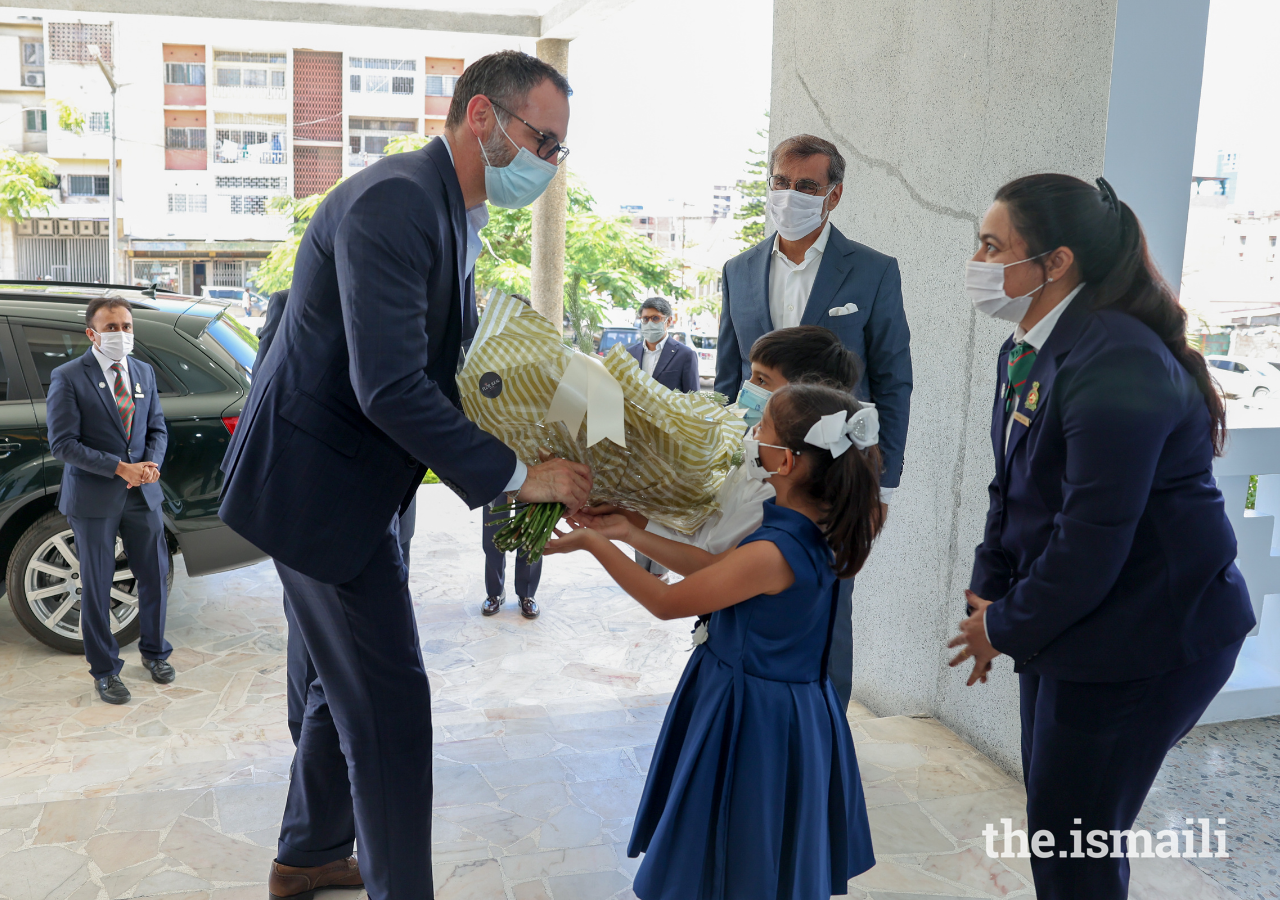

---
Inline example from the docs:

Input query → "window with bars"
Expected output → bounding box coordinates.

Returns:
[215,51,286,64]
[213,113,288,164]
[347,118,417,165]
[68,176,110,197]
[349,58,416,95]
[211,260,246,286]
[25,110,47,133]
[88,112,111,133]
[230,196,268,215]
[168,193,208,213]
[213,51,287,97]
[215,176,287,190]
[351,57,415,71]
[424,75,458,97]
[167,127,207,150]
[165,63,205,85]
[48,23,113,64]
[23,42,44,65]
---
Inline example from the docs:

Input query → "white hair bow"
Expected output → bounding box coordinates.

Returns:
[803,406,879,458]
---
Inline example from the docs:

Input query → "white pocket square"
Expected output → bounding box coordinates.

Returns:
[828,303,859,317]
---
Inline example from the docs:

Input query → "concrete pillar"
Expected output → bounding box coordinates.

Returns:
[770,0,1210,774]
[530,37,569,333]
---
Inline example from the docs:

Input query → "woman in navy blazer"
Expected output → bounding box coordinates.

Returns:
[947,174,1255,900]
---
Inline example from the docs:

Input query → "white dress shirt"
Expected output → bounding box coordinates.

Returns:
[441,136,526,493]
[641,334,668,378]
[768,220,831,329]
[646,461,775,554]
[92,345,131,387]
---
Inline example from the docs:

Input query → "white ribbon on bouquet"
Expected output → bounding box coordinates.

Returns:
[545,351,628,448]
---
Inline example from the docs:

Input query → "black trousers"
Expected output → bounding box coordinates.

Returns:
[276,524,431,900]
[826,576,854,711]
[69,489,172,679]
[1020,638,1243,900]
[482,500,542,598]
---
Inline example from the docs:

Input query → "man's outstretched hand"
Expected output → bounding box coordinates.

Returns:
[518,457,592,512]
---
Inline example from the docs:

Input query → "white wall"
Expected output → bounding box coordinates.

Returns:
[771,0,1211,774]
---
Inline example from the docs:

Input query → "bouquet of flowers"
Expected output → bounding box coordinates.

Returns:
[458,293,744,556]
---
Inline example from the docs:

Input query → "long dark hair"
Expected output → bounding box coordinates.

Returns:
[769,384,882,578]
[995,174,1226,454]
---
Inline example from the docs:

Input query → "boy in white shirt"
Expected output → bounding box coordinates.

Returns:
[574,326,867,707]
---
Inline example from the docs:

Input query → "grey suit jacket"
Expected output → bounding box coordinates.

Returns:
[715,225,912,489]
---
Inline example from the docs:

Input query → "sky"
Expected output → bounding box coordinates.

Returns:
[559,0,773,215]
[1191,0,1280,209]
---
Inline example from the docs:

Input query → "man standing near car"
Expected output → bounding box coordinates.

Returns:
[46,296,173,704]
[715,134,912,712]
[219,51,591,900]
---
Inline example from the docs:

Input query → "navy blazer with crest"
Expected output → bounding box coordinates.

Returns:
[627,336,699,393]
[715,225,912,489]
[219,137,517,584]
[47,349,168,518]
[973,288,1254,682]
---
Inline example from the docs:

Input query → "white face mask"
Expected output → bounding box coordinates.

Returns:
[767,188,830,241]
[964,252,1051,323]
[741,425,792,482]
[93,330,134,362]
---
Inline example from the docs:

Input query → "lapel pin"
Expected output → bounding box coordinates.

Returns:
[99,382,106,389]
[1026,382,1040,411]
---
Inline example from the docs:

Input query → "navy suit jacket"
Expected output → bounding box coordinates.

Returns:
[220,137,516,584]
[47,350,168,518]
[627,337,699,393]
[974,290,1254,682]
[715,226,912,488]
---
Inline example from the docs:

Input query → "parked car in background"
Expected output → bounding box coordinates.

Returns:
[690,333,718,380]
[597,326,638,356]
[1207,355,1275,398]
[0,281,267,655]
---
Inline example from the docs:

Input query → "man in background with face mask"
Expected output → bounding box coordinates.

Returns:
[46,296,172,705]
[714,134,912,712]
[627,296,700,576]
[218,51,592,899]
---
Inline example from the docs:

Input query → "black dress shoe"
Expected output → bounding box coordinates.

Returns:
[95,675,131,704]
[142,658,176,684]
[519,597,539,619]
[482,595,504,616]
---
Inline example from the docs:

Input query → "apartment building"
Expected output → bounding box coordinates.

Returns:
[1,10,521,290]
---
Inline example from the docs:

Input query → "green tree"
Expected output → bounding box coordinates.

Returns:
[50,101,85,136]
[0,150,59,220]
[734,112,769,248]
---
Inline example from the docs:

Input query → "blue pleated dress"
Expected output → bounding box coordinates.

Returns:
[628,499,876,899]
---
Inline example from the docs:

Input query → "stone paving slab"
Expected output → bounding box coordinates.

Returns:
[0,486,1246,899]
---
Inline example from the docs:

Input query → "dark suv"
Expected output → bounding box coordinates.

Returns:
[0,282,267,654]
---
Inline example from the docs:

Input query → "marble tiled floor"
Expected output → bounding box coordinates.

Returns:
[0,484,1260,899]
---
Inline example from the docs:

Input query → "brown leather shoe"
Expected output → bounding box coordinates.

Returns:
[269,856,363,900]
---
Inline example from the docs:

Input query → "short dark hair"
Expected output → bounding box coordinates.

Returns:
[640,297,672,318]
[84,296,133,329]
[770,134,846,186]
[749,326,862,390]
[446,50,572,130]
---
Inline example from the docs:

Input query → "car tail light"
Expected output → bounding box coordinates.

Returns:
[222,415,239,435]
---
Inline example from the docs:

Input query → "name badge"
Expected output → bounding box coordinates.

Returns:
[1012,412,1031,427]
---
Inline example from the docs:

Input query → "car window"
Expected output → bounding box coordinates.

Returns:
[1233,362,1249,374]
[691,335,717,350]
[22,326,178,396]
[148,344,227,394]
[1208,359,1230,371]
[207,315,258,374]
[0,344,9,402]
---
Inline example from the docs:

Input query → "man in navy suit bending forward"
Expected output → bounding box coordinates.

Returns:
[219,51,591,899]
[46,296,173,705]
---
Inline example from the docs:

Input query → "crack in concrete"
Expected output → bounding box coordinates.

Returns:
[793,69,978,228]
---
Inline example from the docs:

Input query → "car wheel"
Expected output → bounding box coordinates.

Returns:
[5,510,174,655]
[1253,386,1270,397]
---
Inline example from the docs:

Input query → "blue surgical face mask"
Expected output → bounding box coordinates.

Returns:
[480,115,559,210]
[736,380,772,427]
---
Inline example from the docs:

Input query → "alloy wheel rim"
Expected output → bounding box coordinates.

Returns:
[22,529,140,640]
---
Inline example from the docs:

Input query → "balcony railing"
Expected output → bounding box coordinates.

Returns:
[212,84,287,101]
[212,144,289,166]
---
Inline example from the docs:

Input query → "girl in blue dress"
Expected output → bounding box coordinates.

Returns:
[544,383,881,899]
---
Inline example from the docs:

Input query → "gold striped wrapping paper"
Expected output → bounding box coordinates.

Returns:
[458,293,744,534]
